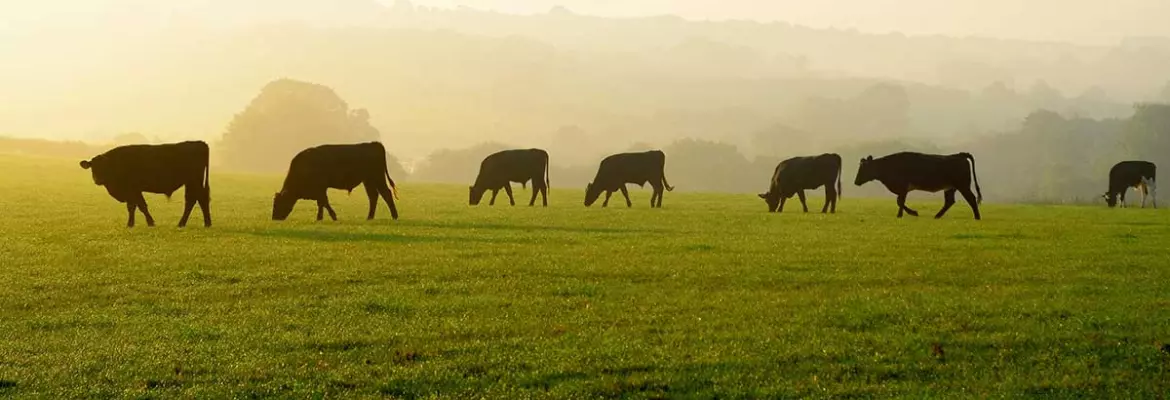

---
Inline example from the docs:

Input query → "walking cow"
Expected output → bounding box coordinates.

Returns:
[272,142,400,221]
[758,153,842,213]
[584,150,674,208]
[854,152,983,220]
[1103,161,1156,208]
[79,141,211,228]
[470,149,550,207]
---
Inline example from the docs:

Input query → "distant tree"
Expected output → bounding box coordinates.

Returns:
[412,142,512,183]
[1124,103,1170,168]
[112,132,150,146]
[219,79,383,172]
[662,139,753,193]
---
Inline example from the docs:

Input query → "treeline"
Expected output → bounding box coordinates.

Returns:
[410,104,1170,203]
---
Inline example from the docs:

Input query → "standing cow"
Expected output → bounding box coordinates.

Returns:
[79,141,211,228]
[470,149,550,207]
[584,150,674,208]
[272,142,400,221]
[758,153,842,213]
[1103,161,1156,208]
[855,152,983,220]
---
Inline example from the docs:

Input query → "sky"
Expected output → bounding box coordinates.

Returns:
[389,0,1170,45]
[1,0,1167,45]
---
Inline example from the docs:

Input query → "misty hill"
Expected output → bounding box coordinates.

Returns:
[1,2,1165,162]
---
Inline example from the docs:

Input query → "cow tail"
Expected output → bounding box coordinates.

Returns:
[836,159,843,199]
[202,148,211,202]
[385,165,399,200]
[962,152,982,204]
[663,175,675,192]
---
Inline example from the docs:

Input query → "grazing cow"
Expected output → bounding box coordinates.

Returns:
[854,152,983,220]
[470,149,550,207]
[79,141,211,228]
[1103,161,1156,208]
[758,153,843,213]
[584,150,674,208]
[272,142,399,221]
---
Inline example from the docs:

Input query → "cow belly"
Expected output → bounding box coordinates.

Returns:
[908,183,951,193]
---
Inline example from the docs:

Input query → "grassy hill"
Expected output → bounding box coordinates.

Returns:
[1,154,1168,397]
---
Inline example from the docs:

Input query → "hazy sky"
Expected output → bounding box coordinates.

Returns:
[392,0,1170,45]
[2,1,1167,44]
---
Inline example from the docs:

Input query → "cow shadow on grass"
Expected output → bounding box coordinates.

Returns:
[232,229,541,244]
[400,221,669,235]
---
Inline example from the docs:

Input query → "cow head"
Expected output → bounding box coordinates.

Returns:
[1103,192,1118,208]
[758,192,781,212]
[79,156,108,185]
[469,185,487,206]
[854,156,876,186]
[272,192,296,220]
[584,182,602,207]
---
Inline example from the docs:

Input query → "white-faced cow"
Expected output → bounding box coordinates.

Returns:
[1104,161,1156,208]
[470,149,550,207]
[758,153,842,213]
[273,142,400,221]
[79,141,211,228]
[855,152,983,220]
[584,150,674,208]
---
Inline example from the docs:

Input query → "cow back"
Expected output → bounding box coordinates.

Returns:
[593,151,666,189]
[282,142,387,197]
[91,141,209,195]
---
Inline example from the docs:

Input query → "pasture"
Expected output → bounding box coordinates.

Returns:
[1,153,1169,398]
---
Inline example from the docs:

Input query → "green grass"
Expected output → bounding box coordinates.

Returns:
[2,153,1169,398]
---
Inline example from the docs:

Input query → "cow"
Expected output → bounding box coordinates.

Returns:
[79,141,211,228]
[854,152,983,220]
[758,153,843,213]
[1103,161,1156,208]
[470,149,550,207]
[584,150,674,208]
[272,142,400,221]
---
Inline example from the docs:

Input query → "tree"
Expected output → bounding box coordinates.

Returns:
[219,79,382,172]
[112,132,150,146]
[662,139,753,193]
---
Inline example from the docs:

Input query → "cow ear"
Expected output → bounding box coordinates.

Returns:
[80,160,91,169]
[758,193,767,199]
[866,156,873,161]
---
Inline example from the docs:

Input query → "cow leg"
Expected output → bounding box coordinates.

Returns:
[619,185,632,208]
[959,187,981,220]
[1150,180,1158,209]
[1140,184,1148,208]
[1120,190,1128,208]
[777,197,786,213]
[528,183,539,206]
[130,193,155,227]
[797,190,809,213]
[179,195,197,228]
[935,189,957,219]
[489,189,499,206]
[197,189,211,227]
[649,182,662,208]
[896,193,918,217]
[365,185,379,220]
[318,198,338,221]
[125,202,137,228]
[602,191,612,207]
[504,184,515,206]
[376,184,399,220]
[540,184,548,207]
[824,185,837,214]
[316,204,325,221]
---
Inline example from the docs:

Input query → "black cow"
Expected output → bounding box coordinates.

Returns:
[758,153,842,213]
[272,142,399,221]
[470,149,550,207]
[1103,161,1156,208]
[855,152,983,220]
[79,141,211,228]
[584,150,674,208]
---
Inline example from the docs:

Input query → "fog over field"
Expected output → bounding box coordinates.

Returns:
[3,0,1170,201]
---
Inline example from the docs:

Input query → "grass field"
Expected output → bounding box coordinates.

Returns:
[1,153,1169,398]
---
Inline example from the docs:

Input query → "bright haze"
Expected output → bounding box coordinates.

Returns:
[410,0,1170,45]
[2,0,1169,172]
